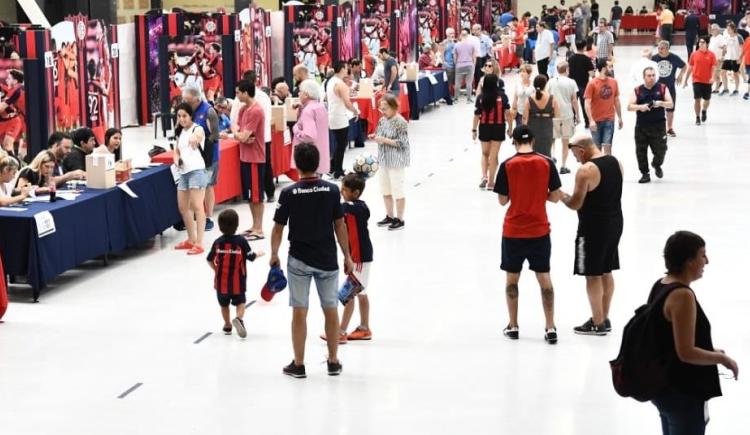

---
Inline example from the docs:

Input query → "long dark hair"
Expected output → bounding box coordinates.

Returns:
[174,102,194,138]
[533,74,548,100]
[481,74,500,112]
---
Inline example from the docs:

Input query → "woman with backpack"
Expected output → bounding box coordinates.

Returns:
[173,102,208,255]
[649,231,739,434]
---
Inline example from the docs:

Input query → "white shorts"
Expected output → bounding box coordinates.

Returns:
[352,262,372,294]
[553,117,575,140]
[379,166,406,199]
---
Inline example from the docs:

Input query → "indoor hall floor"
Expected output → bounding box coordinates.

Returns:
[1,45,748,435]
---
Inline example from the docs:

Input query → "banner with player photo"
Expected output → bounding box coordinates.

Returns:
[51,20,80,133]
[238,7,273,90]
[359,0,394,65]
[0,55,26,156]
[417,0,444,46]
[284,4,339,82]
[338,1,361,63]
[134,11,164,125]
[460,0,483,30]
[396,0,418,63]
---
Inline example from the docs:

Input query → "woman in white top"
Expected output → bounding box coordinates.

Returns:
[719,22,743,95]
[509,63,535,136]
[327,61,360,179]
[0,152,30,206]
[173,102,208,256]
[708,24,725,92]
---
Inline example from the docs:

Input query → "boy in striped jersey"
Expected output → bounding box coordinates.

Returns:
[207,209,264,338]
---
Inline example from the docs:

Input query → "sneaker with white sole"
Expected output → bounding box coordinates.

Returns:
[544,327,558,344]
[573,318,607,336]
[327,360,343,376]
[503,325,519,340]
[283,361,306,378]
[232,317,247,338]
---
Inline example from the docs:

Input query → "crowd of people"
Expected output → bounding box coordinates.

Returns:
[1,5,744,434]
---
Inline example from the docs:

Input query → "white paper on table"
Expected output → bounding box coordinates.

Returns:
[427,74,438,85]
[118,182,139,198]
[26,196,50,203]
[34,211,56,238]
[148,163,162,167]
[0,207,27,212]
[56,192,80,201]
[443,71,448,81]
[415,81,419,92]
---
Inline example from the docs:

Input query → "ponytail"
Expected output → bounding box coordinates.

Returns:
[533,75,548,100]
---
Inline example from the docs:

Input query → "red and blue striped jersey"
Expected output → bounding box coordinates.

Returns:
[207,235,258,295]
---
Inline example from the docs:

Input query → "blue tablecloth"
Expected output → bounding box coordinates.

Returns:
[404,69,452,120]
[0,166,180,296]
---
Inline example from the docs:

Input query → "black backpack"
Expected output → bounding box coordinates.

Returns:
[609,282,685,402]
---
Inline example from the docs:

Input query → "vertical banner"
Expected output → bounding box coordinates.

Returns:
[396,0,418,63]
[134,12,163,125]
[109,25,121,130]
[446,0,460,34]
[66,14,89,133]
[83,19,113,144]
[338,1,361,62]
[250,8,273,89]
[0,50,26,154]
[284,4,338,82]
[50,21,80,132]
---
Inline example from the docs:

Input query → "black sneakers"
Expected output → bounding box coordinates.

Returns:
[327,360,343,376]
[222,325,232,335]
[377,216,394,227]
[654,166,663,179]
[638,173,651,184]
[479,178,488,189]
[603,318,612,333]
[232,317,247,338]
[667,129,676,137]
[560,167,571,174]
[388,218,405,231]
[503,325,519,340]
[701,110,707,123]
[695,116,701,125]
[573,318,608,336]
[283,361,307,378]
[544,327,558,344]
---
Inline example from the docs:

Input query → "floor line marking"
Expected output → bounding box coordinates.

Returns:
[117,383,143,399]
[246,299,257,308]
[193,332,212,344]
[414,182,421,187]
[427,173,434,177]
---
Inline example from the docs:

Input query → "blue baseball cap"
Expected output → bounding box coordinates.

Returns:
[260,266,287,301]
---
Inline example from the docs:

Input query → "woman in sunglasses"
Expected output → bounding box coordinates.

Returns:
[472,74,510,190]
[475,58,502,97]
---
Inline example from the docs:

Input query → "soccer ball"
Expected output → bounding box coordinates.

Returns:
[352,153,379,177]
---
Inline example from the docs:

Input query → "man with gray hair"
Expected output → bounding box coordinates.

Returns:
[652,40,685,136]
[547,60,580,174]
[182,82,220,231]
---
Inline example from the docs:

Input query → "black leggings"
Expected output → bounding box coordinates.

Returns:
[330,127,349,176]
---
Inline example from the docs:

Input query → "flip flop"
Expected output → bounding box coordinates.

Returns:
[244,233,265,241]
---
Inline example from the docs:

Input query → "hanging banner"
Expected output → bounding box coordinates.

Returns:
[338,1,361,62]
[284,4,339,81]
[396,0,418,63]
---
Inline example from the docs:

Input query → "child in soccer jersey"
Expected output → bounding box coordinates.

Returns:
[339,173,374,342]
[207,209,264,338]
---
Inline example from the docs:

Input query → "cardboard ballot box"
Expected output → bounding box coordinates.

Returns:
[86,153,116,189]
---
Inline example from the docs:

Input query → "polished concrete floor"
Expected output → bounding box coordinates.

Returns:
[1,45,748,434]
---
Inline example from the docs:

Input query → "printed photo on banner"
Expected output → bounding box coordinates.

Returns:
[167,35,224,108]
[147,14,164,114]
[51,21,80,133]
[418,0,441,45]
[460,0,481,30]
[397,0,417,63]
[292,6,333,79]
[361,0,391,61]
[239,7,272,89]
[338,1,360,63]
[85,19,113,145]
[0,52,26,156]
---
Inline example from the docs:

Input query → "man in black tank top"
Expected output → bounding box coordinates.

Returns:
[561,134,624,335]
[627,66,673,184]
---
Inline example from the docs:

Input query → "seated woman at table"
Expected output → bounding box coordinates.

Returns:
[418,44,435,69]
[173,102,208,256]
[0,152,30,205]
[625,5,634,14]
[15,150,56,195]
[292,79,330,175]
[93,128,122,160]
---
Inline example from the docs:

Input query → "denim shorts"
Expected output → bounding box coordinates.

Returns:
[206,160,219,187]
[592,120,615,147]
[287,256,339,309]
[177,169,208,191]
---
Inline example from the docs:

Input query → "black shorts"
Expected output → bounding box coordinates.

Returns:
[478,124,506,142]
[217,292,246,307]
[692,83,712,101]
[721,60,740,72]
[501,235,551,273]
[573,227,622,276]
[666,85,676,112]
[240,161,265,203]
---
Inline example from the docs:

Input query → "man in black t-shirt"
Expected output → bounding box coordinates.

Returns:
[569,40,596,126]
[271,143,354,379]
[610,1,623,38]
[62,127,97,173]
[652,40,686,137]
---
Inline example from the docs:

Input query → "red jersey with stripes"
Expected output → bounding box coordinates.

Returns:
[207,235,258,295]
[493,152,561,238]
[474,93,510,125]
[343,200,373,264]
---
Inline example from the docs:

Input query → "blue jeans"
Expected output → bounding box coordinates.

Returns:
[652,390,707,435]
[592,120,615,147]
[287,256,339,309]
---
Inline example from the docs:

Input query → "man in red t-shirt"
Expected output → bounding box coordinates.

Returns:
[493,126,563,344]
[233,79,266,240]
[683,36,718,125]
[584,59,623,156]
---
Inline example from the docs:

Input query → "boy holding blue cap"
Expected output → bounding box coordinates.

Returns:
[207,209,264,338]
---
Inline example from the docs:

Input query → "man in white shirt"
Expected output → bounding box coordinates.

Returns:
[546,61,580,174]
[629,47,659,86]
[534,22,555,77]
